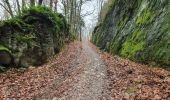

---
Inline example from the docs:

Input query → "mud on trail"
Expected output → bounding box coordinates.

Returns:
[0,41,170,100]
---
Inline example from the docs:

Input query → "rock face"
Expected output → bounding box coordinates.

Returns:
[0,51,12,66]
[92,0,170,66]
[0,6,69,67]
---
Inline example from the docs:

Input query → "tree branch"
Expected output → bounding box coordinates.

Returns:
[0,2,11,14]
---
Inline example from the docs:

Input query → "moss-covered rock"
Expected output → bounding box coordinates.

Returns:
[0,45,12,66]
[92,0,170,67]
[0,6,70,68]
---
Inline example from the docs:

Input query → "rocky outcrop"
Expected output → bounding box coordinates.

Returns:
[92,0,170,67]
[0,6,70,68]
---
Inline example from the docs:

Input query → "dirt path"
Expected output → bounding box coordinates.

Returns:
[34,42,110,99]
[57,42,110,100]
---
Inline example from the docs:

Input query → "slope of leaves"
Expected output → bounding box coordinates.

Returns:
[89,43,170,99]
[0,41,82,99]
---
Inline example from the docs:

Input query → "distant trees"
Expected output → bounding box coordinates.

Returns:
[0,0,26,18]
[22,0,26,10]
[50,0,53,8]
[16,0,21,15]
[60,0,91,41]
[0,0,93,41]
[0,0,51,19]
[54,0,58,11]
[38,0,43,5]
[97,0,104,22]
[97,0,115,23]
[0,0,14,18]
[30,0,35,6]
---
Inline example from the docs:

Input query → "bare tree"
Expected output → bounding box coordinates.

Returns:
[54,0,58,11]
[50,0,53,8]
[60,0,93,41]
[0,0,14,18]
[22,0,26,10]
[38,0,43,5]
[97,0,104,22]
[16,0,21,15]
[30,0,35,6]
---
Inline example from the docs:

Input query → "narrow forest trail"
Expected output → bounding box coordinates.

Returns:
[0,41,111,100]
[32,41,110,99]
[0,41,170,100]
[57,42,110,99]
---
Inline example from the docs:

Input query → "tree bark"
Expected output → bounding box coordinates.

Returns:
[50,0,53,8]
[16,0,21,15]
[38,0,43,5]
[3,0,14,18]
[69,0,74,23]
[30,0,35,6]
[78,0,82,41]
[22,0,26,11]
[54,0,57,11]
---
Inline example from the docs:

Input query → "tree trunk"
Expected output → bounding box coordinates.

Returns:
[69,0,74,35]
[63,1,67,16]
[66,0,70,22]
[70,0,74,24]
[54,0,57,11]
[38,0,43,5]
[30,0,35,6]
[50,0,53,8]
[4,0,14,18]
[16,0,21,15]
[78,0,82,41]
[73,0,77,34]
[22,0,26,11]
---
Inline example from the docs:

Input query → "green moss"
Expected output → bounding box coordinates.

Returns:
[16,34,36,43]
[0,44,10,53]
[109,41,121,54]
[1,5,69,53]
[116,15,129,33]
[153,39,170,65]
[136,8,155,25]
[121,40,145,59]
[126,86,138,94]
[22,6,68,51]
[108,0,116,9]
[120,30,145,59]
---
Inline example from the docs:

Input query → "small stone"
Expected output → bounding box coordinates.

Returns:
[154,95,162,100]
